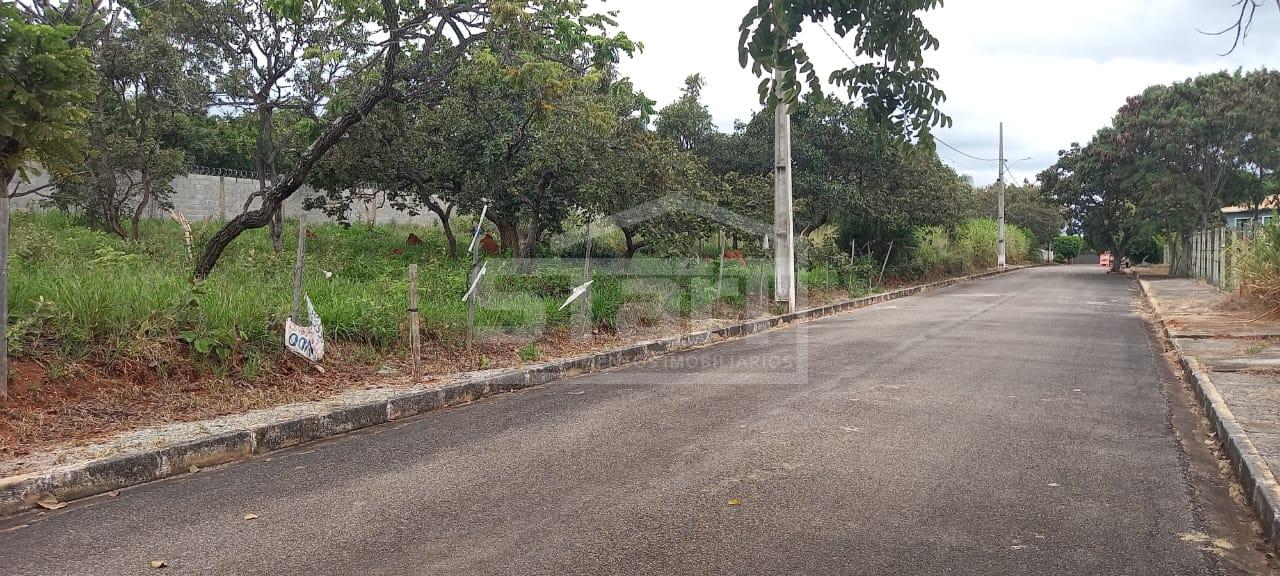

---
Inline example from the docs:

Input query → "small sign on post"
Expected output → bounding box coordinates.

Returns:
[285,296,325,364]
[559,280,594,311]
[466,205,488,349]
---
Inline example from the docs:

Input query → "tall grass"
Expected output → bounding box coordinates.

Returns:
[1231,224,1280,312]
[906,219,1033,277]
[8,213,865,378]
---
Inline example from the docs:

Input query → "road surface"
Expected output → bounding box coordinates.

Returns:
[1,266,1270,575]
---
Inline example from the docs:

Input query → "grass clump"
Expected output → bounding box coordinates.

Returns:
[1231,223,1280,312]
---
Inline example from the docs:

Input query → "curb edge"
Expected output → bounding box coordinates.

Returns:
[0,265,1029,517]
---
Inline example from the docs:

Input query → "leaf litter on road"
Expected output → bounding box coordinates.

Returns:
[35,495,66,510]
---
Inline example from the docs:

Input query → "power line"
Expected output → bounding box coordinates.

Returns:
[818,26,1014,174]
[819,23,857,67]
[1002,160,1021,185]
[935,137,999,162]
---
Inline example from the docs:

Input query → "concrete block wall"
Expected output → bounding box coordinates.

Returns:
[9,167,442,228]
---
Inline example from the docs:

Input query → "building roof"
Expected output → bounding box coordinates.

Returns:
[1222,196,1280,214]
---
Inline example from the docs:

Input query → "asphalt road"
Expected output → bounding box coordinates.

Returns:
[2,266,1269,575]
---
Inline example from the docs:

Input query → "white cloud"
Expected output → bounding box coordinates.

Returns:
[592,0,1277,184]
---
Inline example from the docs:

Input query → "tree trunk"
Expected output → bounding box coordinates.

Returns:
[622,227,646,258]
[489,216,516,254]
[1171,233,1193,277]
[130,172,151,242]
[425,199,457,258]
[0,138,19,193]
[104,171,128,239]
[193,12,487,278]
[516,215,541,271]
[195,82,395,278]
[256,102,285,256]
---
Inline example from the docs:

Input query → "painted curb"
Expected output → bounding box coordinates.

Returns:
[0,265,1029,517]
[1135,275,1280,551]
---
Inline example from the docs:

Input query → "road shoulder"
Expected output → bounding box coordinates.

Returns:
[1138,271,1280,556]
[0,266,1028,518]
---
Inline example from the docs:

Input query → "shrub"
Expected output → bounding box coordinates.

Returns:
[1052,235,1084,262]
[923,219,1035,274]
[905,226,962,277]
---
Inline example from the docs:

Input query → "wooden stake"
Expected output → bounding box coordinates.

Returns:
[291,215,307,323]
[877,241,895,287]
[409,264,421,381]
[716,232,725,297]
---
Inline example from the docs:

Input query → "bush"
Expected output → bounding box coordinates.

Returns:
[955,219,1032,270]
[1052,235,1084,262]
[1129,235,1165,265]
[905,226,963,277]
[1053,235,1084,259]
[801,225,874,291]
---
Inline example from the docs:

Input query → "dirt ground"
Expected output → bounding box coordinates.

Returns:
[1,288,868,462]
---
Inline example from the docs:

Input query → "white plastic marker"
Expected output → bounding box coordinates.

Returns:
[462,260,488,302]
[559,280,594,311]
[284,295,325,363]
[467,204,489,254]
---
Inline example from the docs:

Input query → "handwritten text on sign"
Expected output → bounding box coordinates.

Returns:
[285,296,325,363]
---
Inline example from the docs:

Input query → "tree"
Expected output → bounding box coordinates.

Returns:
[195,0,360,253]
[1121,70,1280,274]
[1041,131,1149,273]
[0,3,95,194]
[167,112,257,172]
[307,99,464,257]
[655,74,716,153]
[1222,168,1269,223]
[194,0,495,278]
[302,3,638,263]
[50,2,205,240]
[965,182,1064,246]
[584,128,724,258]
[710,93,963,256]
[738,0,949,137]
[447,43,636,262]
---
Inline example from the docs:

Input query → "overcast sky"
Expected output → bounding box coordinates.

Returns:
[589,0,1278,185]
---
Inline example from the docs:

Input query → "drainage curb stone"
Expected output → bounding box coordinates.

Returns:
[0,265,1029,517]
[1135,276,1280,552]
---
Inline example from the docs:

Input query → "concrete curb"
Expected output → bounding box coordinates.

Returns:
[0,265,1029,517]
[1134,275,1280,551]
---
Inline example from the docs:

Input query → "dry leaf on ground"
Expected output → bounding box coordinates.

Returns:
[35,495,67,510]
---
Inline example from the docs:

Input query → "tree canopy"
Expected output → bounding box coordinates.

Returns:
[1040,69,1280,273]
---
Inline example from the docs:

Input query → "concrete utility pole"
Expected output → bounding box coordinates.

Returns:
[773,68,796,313]
[997,122,1007,270]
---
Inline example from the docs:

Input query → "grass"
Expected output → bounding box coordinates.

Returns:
[7,212,873,382]
[1230,223,1280,314]
[3,212,1011,459]
[906,219,1034,278]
